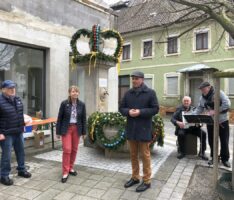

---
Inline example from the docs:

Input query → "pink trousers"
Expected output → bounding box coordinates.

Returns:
[62,125,80,175]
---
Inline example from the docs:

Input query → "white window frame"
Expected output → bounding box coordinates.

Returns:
[164,72,180,97]
[141,38,154,59]
[144,74,155,89]
[193,28,211,53]
[224,69,234,98]
[122,42,132,61]
[165,33,180,56]
[225,32,234,49]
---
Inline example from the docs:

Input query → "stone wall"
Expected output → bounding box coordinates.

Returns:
[0,0,116,117]
[0,0,112,29]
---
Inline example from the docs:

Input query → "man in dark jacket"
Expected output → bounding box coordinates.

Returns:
[171,96,208,160]
[0,80,31,186]
[119,71,159,192]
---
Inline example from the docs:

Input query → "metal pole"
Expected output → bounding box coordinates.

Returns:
[213,78,220,187]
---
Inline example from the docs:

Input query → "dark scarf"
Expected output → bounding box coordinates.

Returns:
[202,86,214,100]
[202,86,222,109]
[132,83,145,96]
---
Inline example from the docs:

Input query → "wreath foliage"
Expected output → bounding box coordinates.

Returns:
[70,26,123,64]
[88,112,164,150]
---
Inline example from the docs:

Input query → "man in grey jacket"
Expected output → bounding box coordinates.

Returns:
[193,81,231,167]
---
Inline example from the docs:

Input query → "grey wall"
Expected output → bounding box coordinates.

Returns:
[0,0,111,29]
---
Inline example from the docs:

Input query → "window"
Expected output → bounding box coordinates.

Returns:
[227,78,234,96]
[164,73,180,96]
[167,36,178,54]
[142,40,153,58]
[229,34,234,47]
[144,74,154,89]
[196,32,208,50]
[118,75,130,105]
[122,43,131,60]
[0,42,45,117]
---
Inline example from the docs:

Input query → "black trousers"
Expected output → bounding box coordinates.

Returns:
[207,120,230,162]
[177,126,206,155]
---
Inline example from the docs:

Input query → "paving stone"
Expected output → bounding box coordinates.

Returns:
[52,182,73,191]
[32,180,57,191]
[2,185,28,197]
[140,188,161,199]
[101,188,124,200]
[101,176,116,183]
[81,179,99,188]
[65,185,90,195]
[93,181,112,190]
[20,189,42,200]
[0,192,8,200]
[71,195,98,200]
[54,191,76,200]
[88,174,104,181]
[86,188,106,198]
[33,188,61,200]
[120,190,140,200]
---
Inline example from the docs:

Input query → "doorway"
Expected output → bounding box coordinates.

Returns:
[189,78,203,107]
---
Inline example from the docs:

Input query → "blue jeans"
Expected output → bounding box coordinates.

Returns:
[0,133,25,177]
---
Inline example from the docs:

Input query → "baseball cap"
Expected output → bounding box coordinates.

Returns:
[198,81,210,89]
[130,71,144,78]
[1,80,16,89]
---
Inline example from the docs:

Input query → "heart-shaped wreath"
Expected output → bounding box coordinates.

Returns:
[70,25,123,72]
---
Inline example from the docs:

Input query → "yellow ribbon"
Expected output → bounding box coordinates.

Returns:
[70,56,76,71]
[90,114,99,141]
[89,51,97,75]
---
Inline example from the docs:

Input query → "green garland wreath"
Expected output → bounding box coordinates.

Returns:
[70,26,123,64]
[88,112,164,150]
[88,112,126,150]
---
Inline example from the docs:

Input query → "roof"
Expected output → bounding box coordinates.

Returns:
[176,64,218,73]
[114,0,207,34]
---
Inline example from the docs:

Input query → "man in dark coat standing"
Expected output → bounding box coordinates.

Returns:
[0,80,31,186]
[119,71,159,192]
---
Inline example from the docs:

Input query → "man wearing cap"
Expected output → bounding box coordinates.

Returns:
[193,81,231,168]
[119,71,159,192]
[0,80,31,186]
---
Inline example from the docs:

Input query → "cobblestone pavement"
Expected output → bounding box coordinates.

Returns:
[0,118,233,200]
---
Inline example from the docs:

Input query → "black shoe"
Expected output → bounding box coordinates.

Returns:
[61,175,69,183]
[69,171,77,176]
[124,178,140,188]
[198,152,208,161]
[0,176,13,186]
[136,182,151,192]
[208,159,213,165]
[222,161,231,168]
[18,171,31,178]
[177,153,185,159]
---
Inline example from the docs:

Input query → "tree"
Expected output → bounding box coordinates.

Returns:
[169,0,234,38]
[0,44,17,70]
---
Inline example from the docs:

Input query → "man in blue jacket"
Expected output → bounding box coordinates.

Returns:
[119,71,159,192]
[0,80,31,186]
